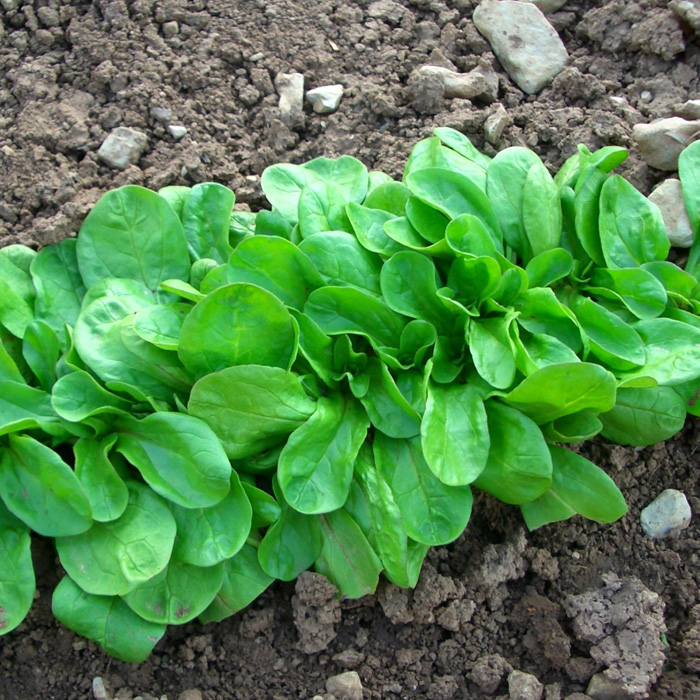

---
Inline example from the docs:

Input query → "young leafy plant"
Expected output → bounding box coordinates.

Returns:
[1,131,699,661]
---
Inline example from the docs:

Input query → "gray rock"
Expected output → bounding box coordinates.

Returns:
[150,106,172,123]
[515,0,568,12]
[326,671,363,700]
[473,0,569,94]
[508,670,544,700]
[162,20,179,37]
[470,654,513,694]
[367,0,405,25]
[586,672,629,700]
[632,117,700,171]
[92,677,111,700]
[97,127,148,170]
[648,179,695,248]
[307,84,344,114]
[417,60,498,102]
[275,72,305,128]
[641,489,692,539]
[485,104,510,145]
[178,691,203,700]
[168,124,188,140]
[674,99,700,120]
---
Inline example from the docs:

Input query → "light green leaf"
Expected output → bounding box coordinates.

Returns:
[132,303,191,350]
[181,182,234,263]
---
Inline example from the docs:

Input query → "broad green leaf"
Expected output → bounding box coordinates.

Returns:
[642,261,699,306]
[243,482,281,528]
[434,127,491,169]
[299,231,383,295]
[200,264,231,293]
[188,365,315,459]
[587,267,667,320]
[0,380,69,437]
[52,370,132,422]
[304,155,369,203]
[448,255,501,307]
[170,471,252,566]
[0,434,92,537]
[403,137,487,190]
[132,303,191,351]
[181,182,234,263]
[123,558,224,625]
[230,209,256,246]
[522,161,562,259]
[278,394,369,514]
[473,402,552,504]
[383,217,451,257]
[674,379,700,417]
[346,202,404,256]
[512,330,580,375]
[227,236,325,311]
[305,286,406,348]
[158,185,191,219]
[679,141,700,273]
[74,436,128,523]
[380,251,456,333]
[445,213,502,256]
[30,239,86,342]
[543,411,603,444]
[0,502,35,635]
[76,185,190,291]
[21,320,60,391]
[469,316,517,389]
[520,445,627,529]
[599,175,669,268]
[198,544,274,623]
[81,277,156,309]
[367,170,394,192]
[190,258,220,291]
[56,480,176,596]
[0,262,34,338]
[374,434,473,546]
[255,208,294,239]
[600,386,687,446]
[315,509,382,598]
[405,196,449,243]
[52,577,166,663]
[364,182,410,216]
[116,413,231,509]
[298,182,353,238]
[574,168,607,266]
[290,309,336,386]
[525,248,573,289]
[421,383,489,486]
[504,363,617,425]
[178,283,297,378]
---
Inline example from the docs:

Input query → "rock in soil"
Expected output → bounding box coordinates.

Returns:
[632,118,700,170]
[640,489,693,538]
[97,127,148,170]
[307,85,344,114]
[508,669,544,700]
[325,671,363,700]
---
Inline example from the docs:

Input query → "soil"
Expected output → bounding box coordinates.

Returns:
[0,0,699,699]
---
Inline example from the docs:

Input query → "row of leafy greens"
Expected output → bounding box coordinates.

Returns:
[1,129,700,662]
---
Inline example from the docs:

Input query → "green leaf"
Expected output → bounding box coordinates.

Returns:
[304,155,369,204]
[543,411,603,444]
[0,502,35,635]
[76,185,190,292]
[445,213,502,256]
[374,434,473,546]
[0,434,92,536]
[190,258,220,291]
[170,471,252,566]
[21,320,60,391]
[298,182,353,237]
[0,259,34,338]
[473,402,552,505]
[0,380,69,437]
[525,248,573,289]
[403,137,487,190]
[178,283,297,378]
[599,175,669,268]
[132,303,191,351]
[74,436,129,523]
[299,231,383,295]
[405,196,449,243]
[434,127,491,169]
[315,509,382,599]
[383,217,452,258]
[421,383,490,486]
[520,445,627,529]
[469,316,517,389]
[504,363,617,425]
[600,386,687,446]
[159,278,205,303]
[522,161,562,259]
[198,545,274,623]
[278,394,369,514]
[574,168,607,266]
[364,182,410,216]
[181,182,234,263]
[346,202,404,256]
[56,480,176,596]
[52,576,166,662]
[587,267,667,320]
[512,330,581,375]
[158,185,191,219]
[243,482,281,528]
[679,141,700,274]
[51,370,133,422]
[448,255,502,307]
[227,236,325,311]
[116,412,231,509]
[188,365,315,459]
[0,335,25,384]
[123,558,224,625]
[30,239,86,343]
[255,208,293,240]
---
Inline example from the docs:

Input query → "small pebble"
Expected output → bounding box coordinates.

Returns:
[168,124,188,140]
[97,127,148,170]
[641,489,692,539]
[485,104,510,145]
[640,90,653,103]
[633,117,700,170]
[92,677,110,700]
[648,179,695,248]
[508,669,544,700]
[150,106,172,123]
[162,20,179,37]
[326,671,363,700]
[307,84,344,114]
[674,99,700,120]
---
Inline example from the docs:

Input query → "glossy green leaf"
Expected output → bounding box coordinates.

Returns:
[56,480,176,596]
[404,196,449,243]
[346,202,404,256]
[543,411,603,444]
[364,181,409,216]
[434,127,491,169]
[512,330,581,375]
[522,160,562,259]
[298,182,353,238]
[181,182,234,263]
[525,248,573,289]
[0,258,34,339]
[574,168,607,266]
[21,320,60,391]
[52,370,132,422]
[0,380,70,437]
[448,255,502,306]
[469,316,517,389]
[587,267,667,320]
[158,185,191,219]
[679,141,700,273]
[132,303,191,351]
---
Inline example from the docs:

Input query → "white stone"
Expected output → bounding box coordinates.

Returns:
[97,127,148,170]
[168,124,188,140]
[674,99,700,120]
[473,0,569,95]
[485,104,510,144]
[307,84,344,114]
[326,671,363,700]
[515,0,568,13]
[641,489,692,539]
[648,179,695,248]
[275,72,305,127]
[508,670,544,700]
[633,117,700,171]
[417,61,498,102]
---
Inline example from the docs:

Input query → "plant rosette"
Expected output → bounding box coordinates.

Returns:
[1,130,700,661]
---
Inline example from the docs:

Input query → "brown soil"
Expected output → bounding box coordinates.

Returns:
[1,1,699,699]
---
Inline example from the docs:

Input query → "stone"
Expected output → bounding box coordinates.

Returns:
[97,127,148,170]
[632,117,700,171]
[640,489,692,538]
[586,672,628,700]
[178,692,203,700]
[168,124,188,140]
[332,649,365,669]
[326,671,363,700]
[92,677,111,700]
[470,654,513,694]
[674,99,700,120]
[275,72,305,128]
[515,0,568,12]
[150,106,172,123]
[367,0,405,25]
[508,670,544,700]
[307,84,344,114]
[417,60,498,102]
[485,104,509,144]
[648,179,695,248]
[473,0,569,94]
[162,20,179,36]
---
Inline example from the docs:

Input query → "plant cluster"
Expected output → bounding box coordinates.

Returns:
[1,129,699,661]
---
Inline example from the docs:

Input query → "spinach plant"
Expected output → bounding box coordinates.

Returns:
[1,130,699,661]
